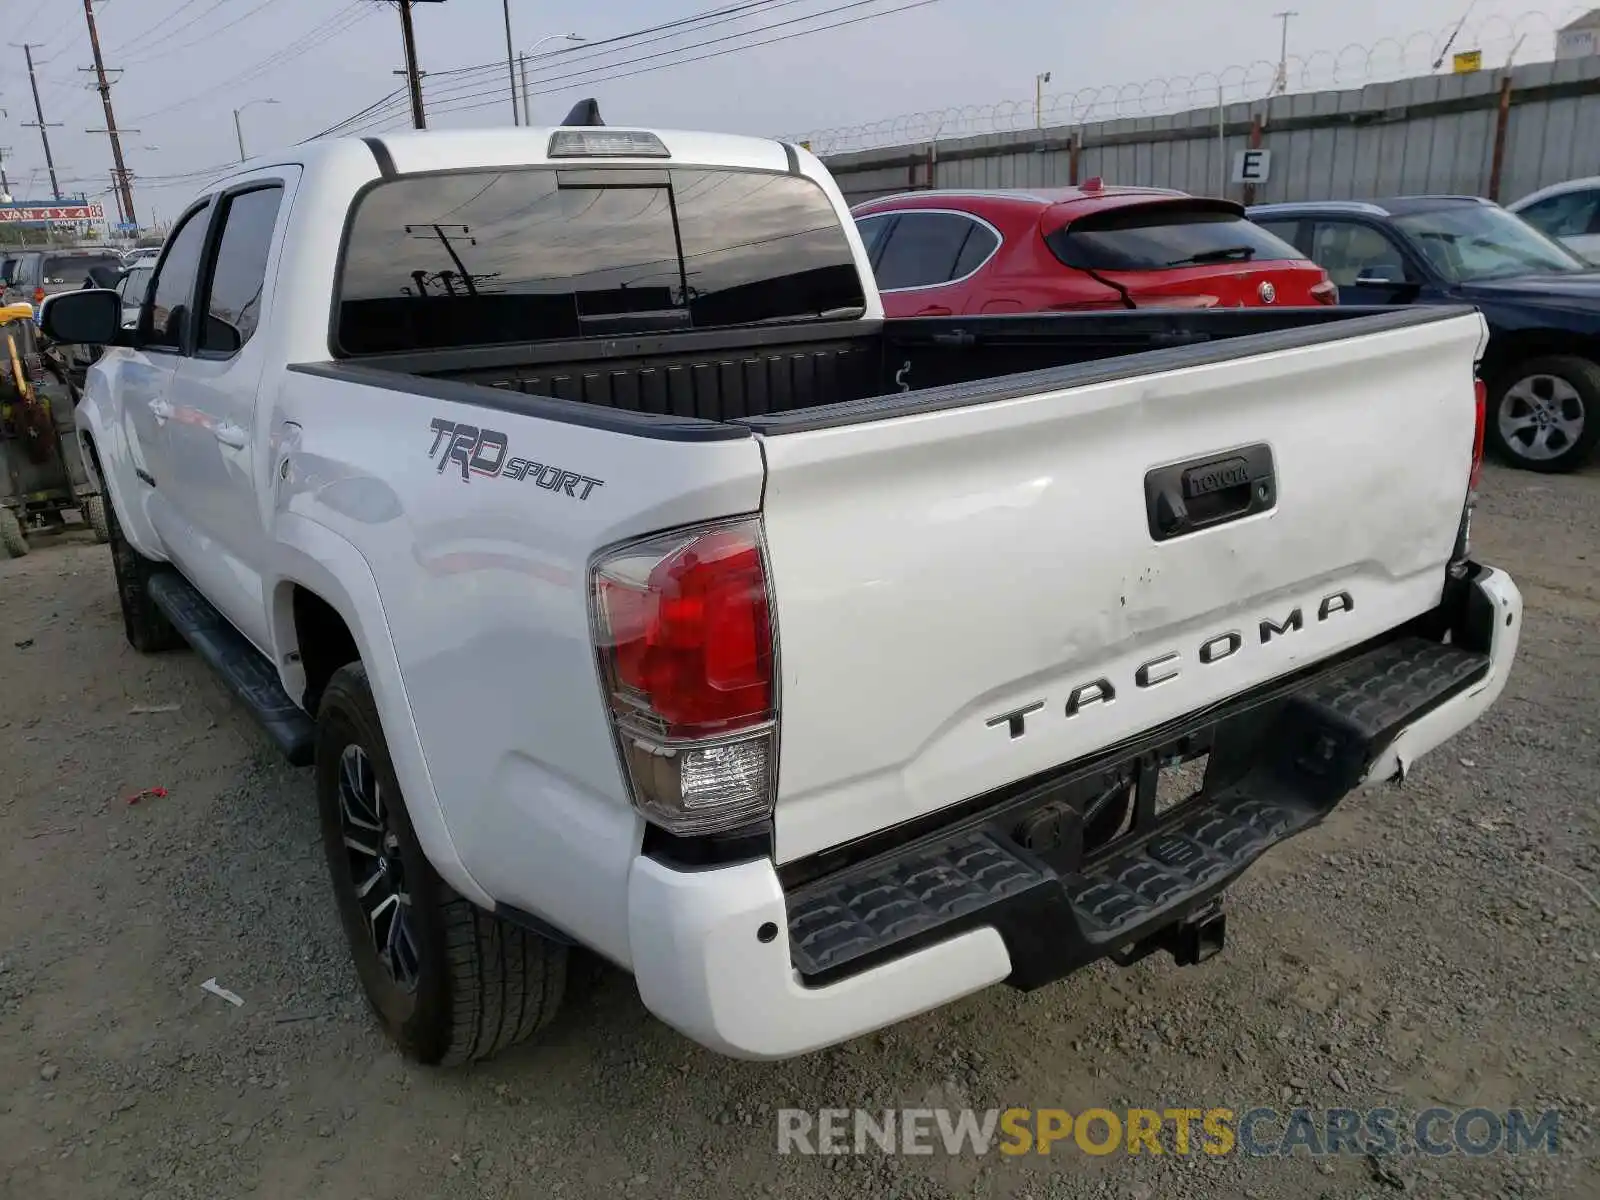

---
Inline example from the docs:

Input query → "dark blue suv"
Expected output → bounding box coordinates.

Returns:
[1248,196,1600,474]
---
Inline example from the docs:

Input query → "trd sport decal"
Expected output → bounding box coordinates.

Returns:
[426,419,605,500]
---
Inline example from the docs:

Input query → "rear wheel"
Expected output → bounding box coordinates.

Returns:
[315,663,567,1065]
[0,507,27,558]
[104,497,183,652]
[1486,355,1600,474]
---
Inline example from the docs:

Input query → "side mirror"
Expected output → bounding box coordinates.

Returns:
[38,289,124,346]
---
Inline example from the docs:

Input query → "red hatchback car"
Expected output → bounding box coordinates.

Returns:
[853,183,1337,317]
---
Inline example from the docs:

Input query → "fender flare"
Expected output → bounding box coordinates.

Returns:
[270,512,494,909]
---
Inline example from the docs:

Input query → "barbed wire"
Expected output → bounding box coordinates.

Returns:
[785,7,1588,154]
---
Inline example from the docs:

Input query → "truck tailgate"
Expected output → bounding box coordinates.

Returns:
[756,310,1486,863]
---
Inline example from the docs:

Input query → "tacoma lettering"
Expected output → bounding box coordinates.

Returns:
[988,592,1356,735]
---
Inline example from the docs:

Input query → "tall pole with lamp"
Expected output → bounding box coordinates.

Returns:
[232,98,279,162]
[520,33,586,126]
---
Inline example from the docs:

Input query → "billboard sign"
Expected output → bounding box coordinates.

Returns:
[0,203,106,223]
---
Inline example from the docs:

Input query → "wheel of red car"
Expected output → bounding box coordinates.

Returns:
[1486,355,1600,474]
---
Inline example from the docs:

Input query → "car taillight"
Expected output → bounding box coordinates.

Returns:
[32,287,44,306]
[591,517,778,835]
[1310,279,1339,306]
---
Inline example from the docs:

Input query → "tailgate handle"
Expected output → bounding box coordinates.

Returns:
[1145,444,1275,542]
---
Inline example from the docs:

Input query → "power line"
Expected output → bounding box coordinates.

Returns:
[336,0,944,136]
[360,0,950,133]
[312,0,808,137]
[109,0,215,57]
[129,3,372,123]
[121,0,288,68]
[370,0,820,106]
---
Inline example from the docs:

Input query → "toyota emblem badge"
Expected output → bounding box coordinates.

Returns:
[1258,281,1277,304]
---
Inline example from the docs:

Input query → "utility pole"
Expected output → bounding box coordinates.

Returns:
[398,0,428,129]
[501,0,519,125]
[1270,11,1298,95]
[18,44,63,200]
[0,147,12,196]
[405,223,499,295]
[80,0,136,226]
[377,0,445,130]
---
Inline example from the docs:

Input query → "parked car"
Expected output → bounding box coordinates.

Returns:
[1250,196,1600,473]
[121,246,161,268]
[40,124,1517,1066]
[853,183,1337,318]
[1,246,128,309]
[1508,177,1600,264]
[117,261,154,328]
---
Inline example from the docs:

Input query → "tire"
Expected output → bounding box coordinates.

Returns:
[85,495,110,544]
[315,662,567,1066]
[1485,355,1600,474]
[0,506,27,558]
[104,496,184,652]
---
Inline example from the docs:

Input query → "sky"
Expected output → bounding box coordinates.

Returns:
[0,0,1582,227]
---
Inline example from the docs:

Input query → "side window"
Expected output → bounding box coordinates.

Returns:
[1310,221,1410,286]
[1254,219,1302,249]
[1519,191,1600,239]
[952,220,1000,279]
[874,212,984,290]
[144,205,212,351]
[854,213,893,266]
[199,186,282,355]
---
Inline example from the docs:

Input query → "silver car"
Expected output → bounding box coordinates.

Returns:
[2,247,128,306]
[1509,178,1600,265]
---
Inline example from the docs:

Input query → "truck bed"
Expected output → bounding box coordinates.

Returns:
[293,307,1446,433]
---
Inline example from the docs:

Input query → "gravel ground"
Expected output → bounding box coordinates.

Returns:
[1,461,1596,1200]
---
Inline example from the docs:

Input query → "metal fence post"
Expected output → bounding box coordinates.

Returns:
[1487,73,1514,202]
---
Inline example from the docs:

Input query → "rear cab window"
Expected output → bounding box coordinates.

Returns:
[41,253,124,286]
[335,167,866,355]
[1047,202,1306,271]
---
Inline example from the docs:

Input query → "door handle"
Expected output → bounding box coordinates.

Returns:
[915,305,953,316]
[214,423,248,449]
[148,397,173,423]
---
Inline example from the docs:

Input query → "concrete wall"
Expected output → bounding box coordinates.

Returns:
[823,56,1600,208]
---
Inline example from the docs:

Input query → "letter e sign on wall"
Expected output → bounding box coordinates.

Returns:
[1232,149,1272,184]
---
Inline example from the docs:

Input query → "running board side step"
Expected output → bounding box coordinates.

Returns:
[145,572,315,766]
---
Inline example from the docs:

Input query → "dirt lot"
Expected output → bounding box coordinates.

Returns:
[1,462,1596,1200]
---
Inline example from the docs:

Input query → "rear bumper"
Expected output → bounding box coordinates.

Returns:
[626,566,1521,1060]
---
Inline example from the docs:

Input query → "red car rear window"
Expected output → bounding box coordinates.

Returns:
[1047,205,1305,271]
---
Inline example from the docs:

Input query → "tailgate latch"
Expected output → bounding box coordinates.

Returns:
[1145,443,1276,542]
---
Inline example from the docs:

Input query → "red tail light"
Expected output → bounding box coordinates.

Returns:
[32,287,44,306]
[1471,378,1487,491]
[1310,279,1339,306]
[592,518,777,834]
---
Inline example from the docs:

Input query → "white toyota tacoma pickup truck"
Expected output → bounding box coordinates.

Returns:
[40,120,1521,1066]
